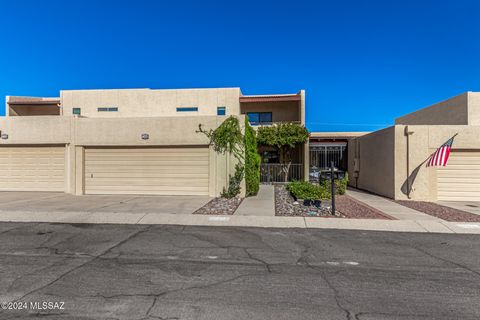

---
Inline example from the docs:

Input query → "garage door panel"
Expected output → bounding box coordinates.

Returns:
[85,147,209,196]
[89,173,209,179]
[437,151,480,201]
[86,160,209,166]
[85,178,209,187]
[84,167,208,175]
[0,146,65,192]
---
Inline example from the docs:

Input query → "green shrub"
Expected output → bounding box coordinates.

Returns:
[287,174,349,201]
[244,117,261,196]
[318,173,349,198]
[221,163,244,198]
[335,173,348,195]
[287,181,323,200]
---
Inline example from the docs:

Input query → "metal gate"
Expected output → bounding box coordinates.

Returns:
[309,144,346,181]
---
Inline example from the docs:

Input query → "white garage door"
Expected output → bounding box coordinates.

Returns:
[437,150,480,201]
[0,146,65,191]
[85,147,210,195]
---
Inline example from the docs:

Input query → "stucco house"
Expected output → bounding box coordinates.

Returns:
[348,92,480,202]
[0,88,307,197]
[4,87,478,202]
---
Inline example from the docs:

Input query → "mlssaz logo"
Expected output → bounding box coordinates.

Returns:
[29,301,65,310]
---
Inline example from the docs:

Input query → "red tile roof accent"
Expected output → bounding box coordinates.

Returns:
[240,94,301,103]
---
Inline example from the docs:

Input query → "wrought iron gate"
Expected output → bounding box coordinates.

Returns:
[309,144,346,181]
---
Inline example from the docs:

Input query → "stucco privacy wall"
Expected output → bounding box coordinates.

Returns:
[349,124,480,201]
[61,88,241,118]
[394,125,480,201]
[0,114,243,197]
[0,116,71,144]
[395,92,480,126]
[347,127,395,198]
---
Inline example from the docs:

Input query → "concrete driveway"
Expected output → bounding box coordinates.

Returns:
[0,192,211,215]
[438,201,480,216]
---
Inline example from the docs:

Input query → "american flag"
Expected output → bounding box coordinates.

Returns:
[426,135,456,167]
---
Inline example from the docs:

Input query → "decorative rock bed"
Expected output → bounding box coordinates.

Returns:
[193,197,243,215]
[274,185,338,217]
[275,185,392,219]
[395,200,480,222]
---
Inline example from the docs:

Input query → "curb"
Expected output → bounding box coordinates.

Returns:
[0,210,479,234]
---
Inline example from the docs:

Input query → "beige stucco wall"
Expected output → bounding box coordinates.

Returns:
[347,127,396,198]
[0,116,71,144]
[394,125,480,200]
[395,93,469,125]
[349,123,480,201]
[467,92,480,125]
[61,88,241,118]
[0,114,245,197]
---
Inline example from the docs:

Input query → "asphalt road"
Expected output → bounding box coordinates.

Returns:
[0,223,478,320]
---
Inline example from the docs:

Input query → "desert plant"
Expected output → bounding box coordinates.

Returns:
[221,163,244,198]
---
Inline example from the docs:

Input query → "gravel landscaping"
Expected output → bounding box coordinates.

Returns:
[337,196,393,219]
[275,184,335,217]
[395,200,480,222]
[274,185,391,219]
[193,197,243,215]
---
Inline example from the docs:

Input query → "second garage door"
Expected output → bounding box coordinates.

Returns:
[437,150,480,201]
[85,147,210,195]
[0,146,65,192]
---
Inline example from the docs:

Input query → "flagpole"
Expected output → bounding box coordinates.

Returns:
[405,126,414,199]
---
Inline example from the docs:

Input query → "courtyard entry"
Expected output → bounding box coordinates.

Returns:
[309,142,346,181]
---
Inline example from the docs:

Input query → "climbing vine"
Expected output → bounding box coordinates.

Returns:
[198,116,245,198]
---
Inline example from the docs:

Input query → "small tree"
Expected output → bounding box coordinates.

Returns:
[257,123,309,181]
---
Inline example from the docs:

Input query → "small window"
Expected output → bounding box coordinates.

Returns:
[259,112,272,123]
[247,112,272,125]
[176,107,198,112]
[217,106,226,116]
[72,108,81,115]
[98,107,118,112]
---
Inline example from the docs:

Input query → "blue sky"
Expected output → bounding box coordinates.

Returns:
[1,0,479,131]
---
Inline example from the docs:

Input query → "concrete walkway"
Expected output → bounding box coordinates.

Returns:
[346,188,440,221]
[235,185,275,216]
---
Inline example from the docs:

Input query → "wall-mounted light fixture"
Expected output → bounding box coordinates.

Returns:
[1,133,8,140]
[141,133,149,140]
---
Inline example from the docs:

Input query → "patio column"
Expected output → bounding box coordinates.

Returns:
[304,141,309,182]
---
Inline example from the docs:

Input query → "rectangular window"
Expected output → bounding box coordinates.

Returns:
[176,107,198,112]
[72,108,81,115]
[217,106,226,116]
[98,107,118,112]
[247,112,272,125]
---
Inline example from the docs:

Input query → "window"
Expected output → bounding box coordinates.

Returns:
[247,112,272,125]
[98,107,118,112]
[176,107,198,112]
[217,106,226,116]
[72,108,81,115]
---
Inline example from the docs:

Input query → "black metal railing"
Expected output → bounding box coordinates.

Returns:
[260,163,304,183]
